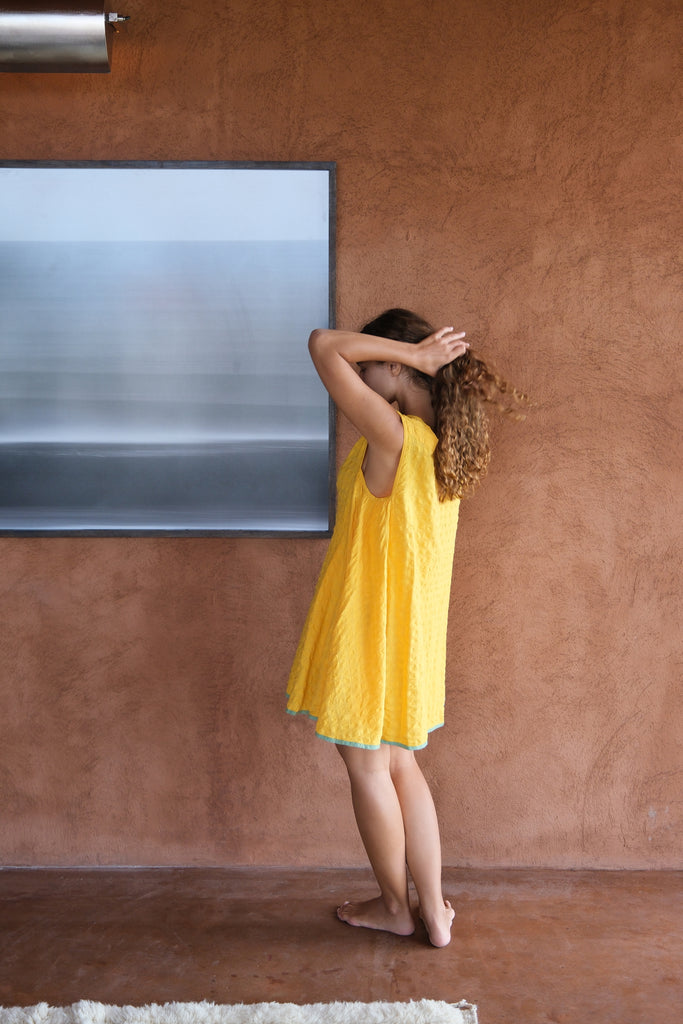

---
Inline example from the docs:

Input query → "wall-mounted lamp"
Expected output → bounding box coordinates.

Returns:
[0,3,129,72]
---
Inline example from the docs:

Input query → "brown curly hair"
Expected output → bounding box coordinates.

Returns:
[361,308,526,500]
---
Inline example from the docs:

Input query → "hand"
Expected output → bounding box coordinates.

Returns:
[415,327,469,376]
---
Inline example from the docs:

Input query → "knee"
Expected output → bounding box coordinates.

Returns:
[388,748,418,784]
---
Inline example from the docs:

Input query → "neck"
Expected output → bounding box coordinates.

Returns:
[397,382,435,430]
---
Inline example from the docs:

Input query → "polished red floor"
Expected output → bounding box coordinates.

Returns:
[0,868,681,1023]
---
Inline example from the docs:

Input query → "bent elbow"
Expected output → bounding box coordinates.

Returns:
[308,328,329,357]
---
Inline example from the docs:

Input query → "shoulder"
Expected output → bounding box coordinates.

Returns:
[399,413,438,453]
[392,414,439,500]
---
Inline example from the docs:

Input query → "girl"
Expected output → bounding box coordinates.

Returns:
[287,308,523,947]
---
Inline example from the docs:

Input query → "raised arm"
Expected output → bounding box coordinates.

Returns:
[308,327,467,446]
[308,326,467,496]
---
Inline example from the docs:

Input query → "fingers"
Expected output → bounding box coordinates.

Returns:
[418,326,469,375]
[437,326,467,342]
[437,327,469,361]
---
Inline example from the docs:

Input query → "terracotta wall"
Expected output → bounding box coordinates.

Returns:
[1,0,680,868]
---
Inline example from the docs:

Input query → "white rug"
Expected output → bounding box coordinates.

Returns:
[0,1001,477,1024]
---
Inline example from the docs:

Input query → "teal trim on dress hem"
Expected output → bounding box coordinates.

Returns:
[286,702,443,752]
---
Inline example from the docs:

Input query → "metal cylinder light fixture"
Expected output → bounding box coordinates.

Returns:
[0,2,129,72]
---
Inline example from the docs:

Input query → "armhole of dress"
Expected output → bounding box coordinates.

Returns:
[391,413,412,497]
[357,414,409,503]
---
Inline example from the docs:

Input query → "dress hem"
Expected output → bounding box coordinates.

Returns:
[286,704,443,751]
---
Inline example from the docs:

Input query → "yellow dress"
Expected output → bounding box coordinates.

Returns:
[286,413,460,749]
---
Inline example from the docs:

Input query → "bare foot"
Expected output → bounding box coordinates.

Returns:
[337,896,416,936]
[420,899,455,947]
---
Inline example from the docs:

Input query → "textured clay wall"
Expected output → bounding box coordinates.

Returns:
[0,0,680,868]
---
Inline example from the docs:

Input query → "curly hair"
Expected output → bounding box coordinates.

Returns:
[361,308,526,500]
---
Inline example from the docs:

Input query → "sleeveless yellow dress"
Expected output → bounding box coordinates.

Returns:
[286,413,460,749]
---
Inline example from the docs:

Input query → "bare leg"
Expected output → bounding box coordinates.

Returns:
[335,744,415,936]
[388,746,454,947]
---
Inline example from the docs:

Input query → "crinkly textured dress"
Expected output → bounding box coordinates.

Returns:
[286,413,460,750]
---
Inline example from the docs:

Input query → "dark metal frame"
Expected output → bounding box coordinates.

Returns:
[0,160,336,537]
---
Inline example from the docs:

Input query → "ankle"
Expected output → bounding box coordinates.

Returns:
[380,892,412,916]
[419,895,448,921]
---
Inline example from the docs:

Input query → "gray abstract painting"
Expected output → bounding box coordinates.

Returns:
[0,163,335,534]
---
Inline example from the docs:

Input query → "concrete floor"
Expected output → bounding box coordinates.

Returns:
[0,868,681,1024]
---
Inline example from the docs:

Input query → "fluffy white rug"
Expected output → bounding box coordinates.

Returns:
[0,1001,477,1024]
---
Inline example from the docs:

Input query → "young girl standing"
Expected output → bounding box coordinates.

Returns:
[287,308,523,947]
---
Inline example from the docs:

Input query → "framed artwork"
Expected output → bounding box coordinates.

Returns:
[0,161,335,535]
